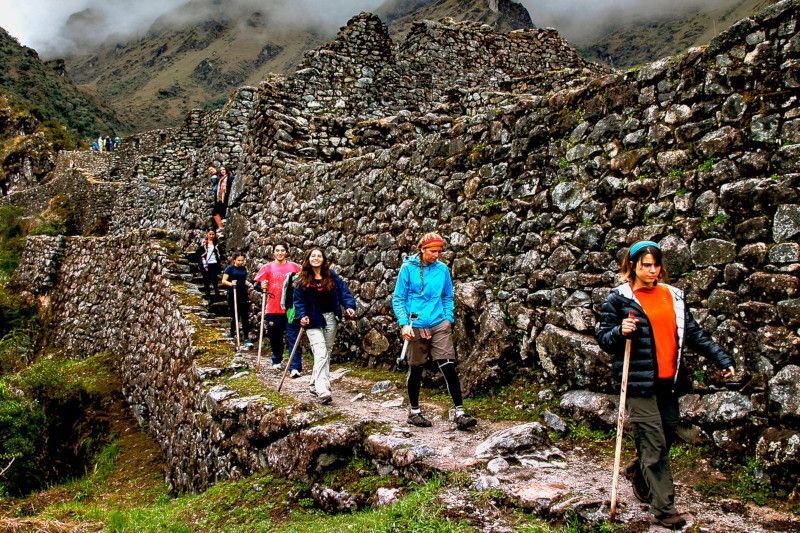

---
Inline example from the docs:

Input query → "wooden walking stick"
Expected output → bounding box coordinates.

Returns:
[232,282,241,350]
[255,291,267,370]
[610,310,636,521]
[277,327,304,392]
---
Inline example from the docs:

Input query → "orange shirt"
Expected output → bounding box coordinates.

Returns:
[633,284,678,378]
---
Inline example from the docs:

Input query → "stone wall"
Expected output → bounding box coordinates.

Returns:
[0,169,119,234]
[12,2,800,485]
[12,232,354,493]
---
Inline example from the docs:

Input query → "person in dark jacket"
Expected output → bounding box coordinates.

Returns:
[597,240,735,529]
[221,252,253,348]
[293,247,356,404]
[196,229,222,300]
[212,165,234,233]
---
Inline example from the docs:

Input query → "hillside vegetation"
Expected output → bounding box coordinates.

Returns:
[0,28,124,139]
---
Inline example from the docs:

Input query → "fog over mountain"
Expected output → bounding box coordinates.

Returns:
[1,0,744,58]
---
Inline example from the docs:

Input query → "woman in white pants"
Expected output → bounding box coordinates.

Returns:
[292,247,356,404]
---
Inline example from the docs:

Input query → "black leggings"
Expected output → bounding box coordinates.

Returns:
[407,359,463,410]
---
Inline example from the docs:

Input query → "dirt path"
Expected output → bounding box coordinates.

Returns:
[244,351,799,533]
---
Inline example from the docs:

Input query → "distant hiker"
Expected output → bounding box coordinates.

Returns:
[104,136,113,151]
[91,140,99,151]
[196,229,222,300]
[113,135,120,148]
[97,136,104,152]
[391,232,477,430]
[253,243,302,375]
[293,247,356,404]
[222,252,253,348]
[208,164,219,201]
[212,165,234,233]
[597,240,736,529]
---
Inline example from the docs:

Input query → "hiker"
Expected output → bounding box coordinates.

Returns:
[391,232,477,430]
[221,252,253,348]
[113,135,120,148]
[212,165,233,233]
[208,164,219,201]
[104,136,113,151]
[597,240,736,529]
[91,140,99,151]
[293,247,356,404]
[196,229,222,300]
[253,243,302,376]
[97,136,104,152]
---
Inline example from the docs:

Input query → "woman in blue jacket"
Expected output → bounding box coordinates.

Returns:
[392,232,476,430]
[293,247,356,404]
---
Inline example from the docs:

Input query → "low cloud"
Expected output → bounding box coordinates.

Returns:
[0,0,742,57]
[0,0,382,57]
[518,0,735,42]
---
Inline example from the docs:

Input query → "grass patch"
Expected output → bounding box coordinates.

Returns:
[462,372,554,422]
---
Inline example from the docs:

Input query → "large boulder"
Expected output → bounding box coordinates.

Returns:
[756,427,800,487]
[475,422,552,459]
[769,365,800,421]
[536,325,610,389]
[265,422,360,479]
[679,392,753,425]
[559,390,618,428]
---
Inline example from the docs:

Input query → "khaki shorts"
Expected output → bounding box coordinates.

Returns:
[407,319,456,366]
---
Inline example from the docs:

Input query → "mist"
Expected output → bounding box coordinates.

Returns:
[0,0,383,58]
[517,0,738,42]
[0,0,746,58]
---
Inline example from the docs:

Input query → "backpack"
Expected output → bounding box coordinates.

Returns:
[281,272,297,322]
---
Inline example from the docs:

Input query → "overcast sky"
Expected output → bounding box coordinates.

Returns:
[0,0,737,56]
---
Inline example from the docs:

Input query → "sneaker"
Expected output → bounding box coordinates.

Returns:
[654,513,689,529]
[309,387,318,397]
[454,413,477,430]
[318,393,332,405]
[407,412,432,427]
[272,363,282,369]
[225,332,235,339]
[243,340,254,349]
[625,458,651,503]
[290,369,301,378]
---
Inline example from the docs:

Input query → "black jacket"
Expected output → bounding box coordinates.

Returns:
[596,282,734,397]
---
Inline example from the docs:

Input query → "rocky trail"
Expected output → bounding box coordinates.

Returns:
[175,246,800,532]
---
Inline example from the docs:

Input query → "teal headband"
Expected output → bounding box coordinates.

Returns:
[629,240,660,258]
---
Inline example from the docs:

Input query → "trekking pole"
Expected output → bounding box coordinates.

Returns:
[277,327,305,392]
[395,312,418,372]
[255,291,266,371]
[610,310,636,521]
[233,282,241,350]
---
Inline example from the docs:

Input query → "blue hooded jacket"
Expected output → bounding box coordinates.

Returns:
[392,254,454,328]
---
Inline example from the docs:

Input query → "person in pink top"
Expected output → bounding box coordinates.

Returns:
[254,243,302,376]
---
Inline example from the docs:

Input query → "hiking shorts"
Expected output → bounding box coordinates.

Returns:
[407,319,456,366]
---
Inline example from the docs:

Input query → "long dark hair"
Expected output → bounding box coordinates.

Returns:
[299,247,334,290]
[620,244,669,283]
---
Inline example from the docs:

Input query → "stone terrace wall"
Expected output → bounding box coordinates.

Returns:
[219,1,800,470]
[12,233,348,493]
[0,169,119,234]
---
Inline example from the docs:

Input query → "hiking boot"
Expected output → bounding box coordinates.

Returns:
[318,393,332,405]
[289,369,301,378]
[454,413,477,430]
[407,412,432,427]
[625,458,650,503]
[654,512,689,529]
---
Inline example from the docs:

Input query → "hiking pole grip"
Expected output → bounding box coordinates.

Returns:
[610,310,635,521]
[278,327,304,392]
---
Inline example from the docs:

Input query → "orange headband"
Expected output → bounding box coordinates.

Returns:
[420,239,444,249]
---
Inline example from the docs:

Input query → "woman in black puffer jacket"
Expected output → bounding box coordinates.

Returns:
[597,240,736,529]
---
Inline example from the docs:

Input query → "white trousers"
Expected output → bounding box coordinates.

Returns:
[307,313,337,396]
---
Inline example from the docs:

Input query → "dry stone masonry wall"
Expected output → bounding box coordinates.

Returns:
[11,2,800,490]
